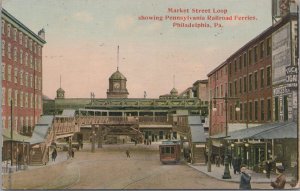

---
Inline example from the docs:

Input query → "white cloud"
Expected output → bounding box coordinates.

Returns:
[73,11,94,23]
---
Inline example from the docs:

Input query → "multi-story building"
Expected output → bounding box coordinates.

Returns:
[207,62,228,135]
[207,11,298,170]
[1,9,46,134]
[192,79,209,103]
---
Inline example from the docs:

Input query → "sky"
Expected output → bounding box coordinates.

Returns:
[3,0,272,99]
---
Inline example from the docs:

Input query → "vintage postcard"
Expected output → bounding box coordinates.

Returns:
[0,0,299,190]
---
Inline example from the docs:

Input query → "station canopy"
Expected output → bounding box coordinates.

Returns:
[210,121,297,140]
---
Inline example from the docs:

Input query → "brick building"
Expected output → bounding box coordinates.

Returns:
[1,9,46,134]
[207,62,228,135]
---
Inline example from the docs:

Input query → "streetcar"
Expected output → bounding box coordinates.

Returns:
[159,140,181,164]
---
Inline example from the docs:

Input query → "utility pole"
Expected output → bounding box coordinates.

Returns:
[97,126,103,148]
[213,93,240,179]
[91,124,95,152]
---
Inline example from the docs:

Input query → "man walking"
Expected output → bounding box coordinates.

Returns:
[126,150,130,158]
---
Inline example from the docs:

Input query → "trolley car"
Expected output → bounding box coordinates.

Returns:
[159,140,181,164]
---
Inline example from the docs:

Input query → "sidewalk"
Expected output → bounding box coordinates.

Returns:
[188,163,293,183]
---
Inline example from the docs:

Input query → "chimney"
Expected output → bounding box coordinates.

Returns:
[38,28,45,40]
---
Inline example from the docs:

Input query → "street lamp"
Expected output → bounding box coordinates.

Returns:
[213,93,239,179]
[245,142,249,167]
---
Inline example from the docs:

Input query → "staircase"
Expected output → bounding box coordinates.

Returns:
[28,116,54,165]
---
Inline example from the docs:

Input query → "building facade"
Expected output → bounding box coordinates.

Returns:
[1,9,46,134]
[207,62,228,135]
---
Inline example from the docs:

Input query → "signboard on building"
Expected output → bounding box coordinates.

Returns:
[272,23,291,86]
[273,85,291,96]
[286,66,298,89]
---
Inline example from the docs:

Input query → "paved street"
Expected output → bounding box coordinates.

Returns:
[2,143,286,189]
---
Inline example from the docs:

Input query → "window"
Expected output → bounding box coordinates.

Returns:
[38,46,41,56]
[30,55,33,68]
[14,90,18,107]
[13,47,18,62]
[230,105,233,121]
[221,84,223,97]
[15,117,18,131]
[25,53,28,66]
[248,49,252,65]
[243,53,247,67]
[14,68,18,83]
[229,62,232,75]
[25,72,28,87]
[30,93,33,108]
[7,24,11,37]
[229,83,232,97]
[254,46,258,63]
[260,69,264,88]
[34,43,37,54]
[7,65,11,81]
[20,117,23,132]
[260,41,264,59]
[25,93,28,108]
[254,101,258,121]
[13,28,17,41]
[240,103,243,121]
[267,38,271,56]
[261,100,265,121]
[30,74,33,88]
[2,117,6,129]
[2,88,5,106]
[239,78,242,94]
[244,102,247,121]
[19,32,23,45]
[2,40,5,57]
[243,76,247,92]
[254,72,258,90]
[249,102,252,121]
[234,60,237,73]
[1,20,5,34]
[25,36,28,48]
[20,70,23,85]
[2,63,5,80]
[8,88,12,106]
[267,66,271,86]
[20,91,23,107]
[7,43,11,59]
[29,39,32,51]
[234,80,237,96]
[35,58,37,70]
[20,50,23,64]
[267,99,271,121]
[249,74,252,91]
[239,56,242,70]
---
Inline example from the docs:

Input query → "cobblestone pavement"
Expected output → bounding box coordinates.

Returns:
[1,142,292,189]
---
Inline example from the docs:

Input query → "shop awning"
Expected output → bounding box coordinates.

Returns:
[2,128,30,142]
[29,115,54,144]
[210,122,297,140]
[250,122,297,139]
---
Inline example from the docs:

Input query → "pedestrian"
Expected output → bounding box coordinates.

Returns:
[237,155,242,174]
[71,149,75,158]
[265,159,273,178]
[232,156,238,174]
[271,165,286,189]
[126,150,130,158]
[239,164,251,190]
[52,148,57,161]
